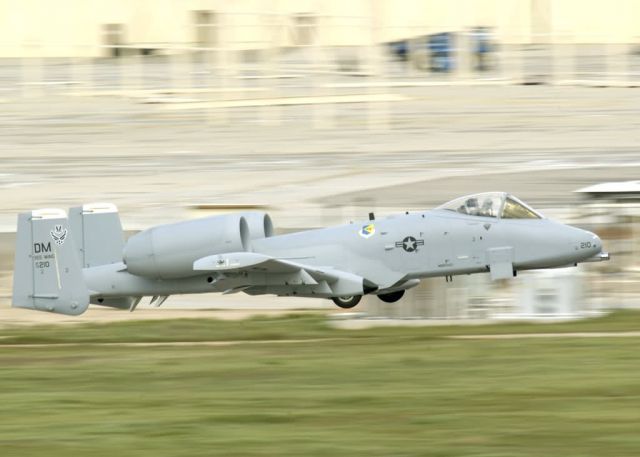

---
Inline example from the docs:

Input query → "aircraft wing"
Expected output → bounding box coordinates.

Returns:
[194,252,352,283]
[194,252,301,274]
[193,252,378,296]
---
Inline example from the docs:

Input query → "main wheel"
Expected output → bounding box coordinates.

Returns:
[377,290,405,303]
[332,295,362,309]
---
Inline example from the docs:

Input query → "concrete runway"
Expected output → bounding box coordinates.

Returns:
[1,85,638,231]
[2,84,637,229]
[450,331,640,339]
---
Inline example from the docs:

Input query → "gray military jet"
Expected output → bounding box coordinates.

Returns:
[12,192,609,315]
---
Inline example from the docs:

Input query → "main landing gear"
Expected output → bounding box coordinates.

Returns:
[332,295,362,309]
[332,289,408,308]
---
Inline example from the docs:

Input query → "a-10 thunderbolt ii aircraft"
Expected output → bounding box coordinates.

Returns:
[12,192,609,316]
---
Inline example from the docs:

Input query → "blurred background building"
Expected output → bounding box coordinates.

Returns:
[2,0,640,57]
[3,0,640,89]
[0,0,639,322]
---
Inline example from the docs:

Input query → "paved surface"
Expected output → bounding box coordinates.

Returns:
[450,331,640,339]
[331,162,640,210]
[1,85,638,230]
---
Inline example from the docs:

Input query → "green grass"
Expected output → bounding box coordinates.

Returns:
[1,311,640,456]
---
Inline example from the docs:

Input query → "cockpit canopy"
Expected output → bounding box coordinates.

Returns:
[436,192,543,219]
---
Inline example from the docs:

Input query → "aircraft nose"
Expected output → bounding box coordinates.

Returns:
[576,230,602,256]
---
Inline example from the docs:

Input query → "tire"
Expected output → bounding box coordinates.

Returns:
[332,295,362,309]
[377,290,405,303]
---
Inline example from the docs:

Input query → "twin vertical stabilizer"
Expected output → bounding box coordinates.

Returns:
[12,203,125,316]
[12,209,90,315]
[69,203,124,268]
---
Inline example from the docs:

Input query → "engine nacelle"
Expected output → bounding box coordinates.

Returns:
[123,212,273,279]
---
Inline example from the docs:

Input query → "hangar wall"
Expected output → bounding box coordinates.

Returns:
[0,0,638,57]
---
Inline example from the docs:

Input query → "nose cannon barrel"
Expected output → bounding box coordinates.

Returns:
[582,251,610,263]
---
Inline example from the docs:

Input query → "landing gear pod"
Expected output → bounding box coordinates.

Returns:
[377,290,405,303]
[331,278,377,308]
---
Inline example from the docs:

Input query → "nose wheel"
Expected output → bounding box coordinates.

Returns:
[332,295,362,309]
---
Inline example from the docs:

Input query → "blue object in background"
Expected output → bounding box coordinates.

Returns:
[428,32,455,72]
[471,26,492,71]
[388,40,409,61]
[388,32,457,73]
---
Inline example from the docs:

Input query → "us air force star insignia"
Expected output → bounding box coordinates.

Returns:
[50,225,67,246]
[395,236,425,253]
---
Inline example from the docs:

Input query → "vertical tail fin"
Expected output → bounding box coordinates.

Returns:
[12,209,90,315]
[68,203,124,268]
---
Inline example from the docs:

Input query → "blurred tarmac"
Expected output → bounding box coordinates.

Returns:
[1,85,638,227]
